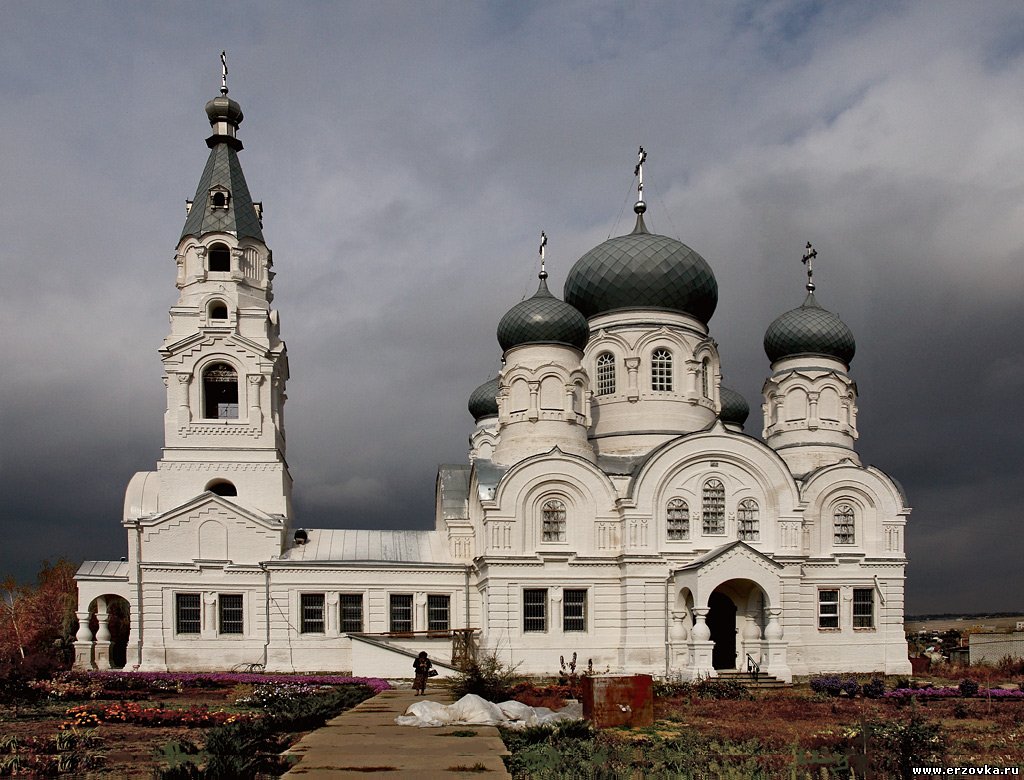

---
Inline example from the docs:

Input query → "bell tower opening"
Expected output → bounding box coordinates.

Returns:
[202,362,239,419]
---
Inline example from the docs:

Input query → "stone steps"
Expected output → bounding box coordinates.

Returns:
[714,669,789,689]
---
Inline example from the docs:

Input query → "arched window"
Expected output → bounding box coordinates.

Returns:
[834,504,855,545]
[667,498,689,541]
[701,357,711,398]
[202,362,239,419]
[651,348,673,391]
[596,352,616,395]
[208,243,231,273]
[738,498,759,541]
[702,479,725,535]
[206,480,237,497]
[209,301,228,320]
[541,499,566,542]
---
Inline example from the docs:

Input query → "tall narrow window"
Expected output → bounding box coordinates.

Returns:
[701,357,711,398]
[300,594,325,634]
[427,595,450,632]
[339,594,363,633]
[667,498,689,540]
[389,594,413,633]
[175,593,201,635]
[218,594,244,635]
[818,589,839,629]
[834,504,855,545]
[542,499,566,542]
[737,498,759,541]
[202,363,239,420]
[702,479,725,535]
[651,348,673,391]
[853,588,874,629]
[596,352,616,395]
[523,589,547,632]
[563,589,587,632]
[208,242,231,272]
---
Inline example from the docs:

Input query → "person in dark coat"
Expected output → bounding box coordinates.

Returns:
[413,651,432,695]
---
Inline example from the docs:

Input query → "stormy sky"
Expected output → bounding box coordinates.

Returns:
[1,1,1021,616]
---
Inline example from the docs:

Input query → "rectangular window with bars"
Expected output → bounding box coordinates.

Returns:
[218,594,244,635]
[300,593,325,634]
[818,589,839,629]
[523,588,547,632]
[427,594,450,632]
[563,589,587,632]
[853,588,874,629]
[175,593,201,635]
[339,593,363,633]
[390,594,413,633]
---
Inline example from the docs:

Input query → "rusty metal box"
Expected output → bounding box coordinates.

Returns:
[581,674,654,728]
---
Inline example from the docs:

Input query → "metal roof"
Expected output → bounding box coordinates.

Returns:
[438,465,471,520]
[279,529,450,563]
[76,560,129,579]
[180,142,264,242]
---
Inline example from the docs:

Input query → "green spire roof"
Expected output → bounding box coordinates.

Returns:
[180,94,264,242]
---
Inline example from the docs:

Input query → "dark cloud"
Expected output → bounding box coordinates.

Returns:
[2,1,1022,614]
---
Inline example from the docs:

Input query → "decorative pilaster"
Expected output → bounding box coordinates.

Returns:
[684,607,715,680]
[625,357,640,401]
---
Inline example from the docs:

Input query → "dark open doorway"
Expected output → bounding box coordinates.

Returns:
[708,590,737,670]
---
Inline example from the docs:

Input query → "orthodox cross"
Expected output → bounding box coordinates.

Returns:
[634,146,647,203]
[539,231,548,277]
[802,242,817,292]
[220,51,229,95]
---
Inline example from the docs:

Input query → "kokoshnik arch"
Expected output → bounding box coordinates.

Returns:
[74,70,911,682]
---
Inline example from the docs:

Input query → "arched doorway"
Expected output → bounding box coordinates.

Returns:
[87,595,131,670]
[707,591,737,670]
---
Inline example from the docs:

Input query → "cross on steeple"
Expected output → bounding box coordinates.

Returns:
[634,146,647,204]
[220,51,229,95]
[539,231,548,279]
[802,242,817,292]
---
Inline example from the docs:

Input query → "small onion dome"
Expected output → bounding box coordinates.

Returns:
[497,272,590,352]
[468,376,499,421]
[763,292,856,366]
[205,94,244,127]
[718,385,750,428]
[563,206,718,324]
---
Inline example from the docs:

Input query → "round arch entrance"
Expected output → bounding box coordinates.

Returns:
[706,579,768,671]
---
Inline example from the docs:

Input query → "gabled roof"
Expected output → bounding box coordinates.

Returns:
[181,142,264,242]
[76,560,129,580]
[674,540,783,573]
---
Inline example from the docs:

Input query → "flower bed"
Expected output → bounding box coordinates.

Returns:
[63,702,251,728]
[85,670,391,692]
[885,686,1024,700]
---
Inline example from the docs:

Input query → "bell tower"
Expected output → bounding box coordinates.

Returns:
[154,63,292,518]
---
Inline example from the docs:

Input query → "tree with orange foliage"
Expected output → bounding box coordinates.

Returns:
[0,559,78,668]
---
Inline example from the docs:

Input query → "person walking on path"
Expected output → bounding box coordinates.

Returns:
[413,651,433,695]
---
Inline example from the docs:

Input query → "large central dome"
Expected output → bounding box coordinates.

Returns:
[563,209,718,324]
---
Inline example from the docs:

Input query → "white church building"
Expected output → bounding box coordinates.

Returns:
[74,77,912,683]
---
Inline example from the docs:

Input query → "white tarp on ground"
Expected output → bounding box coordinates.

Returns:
[395,693,584,729]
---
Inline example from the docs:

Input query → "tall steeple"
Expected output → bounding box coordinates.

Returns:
[153,57,293,520]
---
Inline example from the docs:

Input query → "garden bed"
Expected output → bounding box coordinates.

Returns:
[0,671,389,778]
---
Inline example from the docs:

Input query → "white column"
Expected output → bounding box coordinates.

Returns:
[93,597,112,669]
[73,610,95,670]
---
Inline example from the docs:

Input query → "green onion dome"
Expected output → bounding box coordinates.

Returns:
[497,272,590,352]
[763,292,856,366]
[563,206,718,324]
[718,385,750,428]
[468,377,500,421]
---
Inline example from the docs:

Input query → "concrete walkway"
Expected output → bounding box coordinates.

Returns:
[282,686,512,778]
